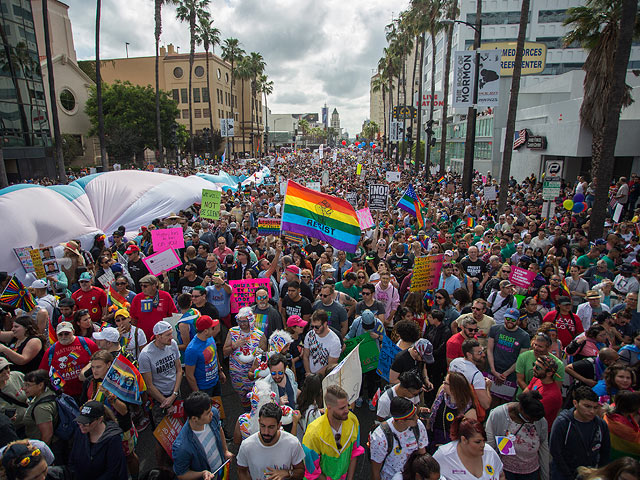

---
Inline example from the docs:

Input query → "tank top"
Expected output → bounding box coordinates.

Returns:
[11,336,44,374]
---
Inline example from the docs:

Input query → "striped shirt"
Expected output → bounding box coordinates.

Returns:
[193,425,222,473]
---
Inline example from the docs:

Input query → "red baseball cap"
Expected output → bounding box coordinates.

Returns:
[125,245,140,255]
[196,315,219,331]
[287,315,307,328]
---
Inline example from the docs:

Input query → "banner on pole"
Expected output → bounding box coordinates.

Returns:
[453,51,475,108]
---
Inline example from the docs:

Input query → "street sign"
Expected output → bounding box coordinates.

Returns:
[542,180,561,200]
[392,105,415,120]
[220,118,234,137]
[544,159,563,178]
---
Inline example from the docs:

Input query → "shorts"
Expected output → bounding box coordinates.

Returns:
[122,425,138,456]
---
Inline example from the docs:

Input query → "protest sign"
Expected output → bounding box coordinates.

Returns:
[142,249,182,276]
[376,335,401,382]
[280,181,287,195]
[484,186,497,201]
[356,164,362,175]
[355,208,374,230]
[14,247,35,273]
[339,333,380,373]
[410,254,444,292]
[306,181,321,191]
[346,192,358,209]
[29,249,45,279]
[322,170,329,186]
[200,189,222,220]
[509,266,536,288]
[229,278,271,314]
[98,269,115,289]
[486,373,518,401]
[323,345,362,404]
[386,171,401,182]
[153,413,185,459]
[151,228,185,252]
[368,184,389,211]
[257,218,281,236]
[332,150,337,162]
[613,203,623,223]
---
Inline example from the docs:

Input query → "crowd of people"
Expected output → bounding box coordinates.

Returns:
[0,151,639,480]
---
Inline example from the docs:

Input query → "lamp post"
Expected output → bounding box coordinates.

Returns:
[441,17,482,197]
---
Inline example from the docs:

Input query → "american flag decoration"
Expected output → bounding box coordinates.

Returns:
[513,129,528,150]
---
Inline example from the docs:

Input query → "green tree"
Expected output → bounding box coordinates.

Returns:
[362,121,380,141]
[196,15,220,155]
[564,0,639,238]
[61,134,84,161]
[221,38,245,156]
[85,81,180,164]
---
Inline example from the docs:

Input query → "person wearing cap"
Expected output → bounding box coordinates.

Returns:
[543,296,584,348]
[281,264,314,303]
[185,315,224,397]
[576,290,612,331]
[370,396,428,480]
[113,308,147,357]
[486,279,518,326]
[612,263,639,296]
[91,327,122,359]
[71,272,107,323]
[129,274,178,340]
[38,321,98,399]
[55,297,76,328]
[68,400,128,480]
[138,320,182,435]
[124,244,149,293]
[389,338,434,391]
[486,308,531,403]
[524,355,563,427]
[449,339,492,412]
[29,279,57,320]
[583,259,616,288]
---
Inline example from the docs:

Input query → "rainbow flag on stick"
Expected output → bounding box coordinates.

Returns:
[437,176,445,184]
[1,276,36,311]
[48,319,57,345]
[397,184,425,228]
[282,180,361,253]
[561,277,571,296]
[108,285,127,310]
[466,216,475,228]
[101,353,146,405]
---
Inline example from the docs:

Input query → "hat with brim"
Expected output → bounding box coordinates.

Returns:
[585,290,600,299]
[76,401,105,424]
[61,241,81,257]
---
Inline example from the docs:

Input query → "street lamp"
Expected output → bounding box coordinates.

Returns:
[441,17,481,196]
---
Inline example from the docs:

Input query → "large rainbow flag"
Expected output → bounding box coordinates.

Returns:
[397,184,425,228]
[282,180,361,253]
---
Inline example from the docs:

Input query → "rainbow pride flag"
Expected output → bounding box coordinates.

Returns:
[397,184,425,228]
[0,276,36,311]
[48,319,57,345]
[282,180,361,253]
[437,176,445,184]
[108,285,127,310]
[49,366,65,391]
[466,216,475,228]
[101,353,146,404]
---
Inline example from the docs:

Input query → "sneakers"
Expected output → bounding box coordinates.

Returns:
[355,397,363,408]
[135,415,150,433]
[368,399,375,411]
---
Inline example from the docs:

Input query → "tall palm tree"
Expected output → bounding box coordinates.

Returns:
[438,0,458,174]
[498,0,529,213]
[258,74,273,155]
[564,0,639,238]
[96,0,107,170]
[234,56,252,156]
[425,0,443,173]
[371,72,388,154]
[247,52,265,156]
[221,38,244,157]
[176,0,209,158]
[154,0,178,166]
[196,16,220,155]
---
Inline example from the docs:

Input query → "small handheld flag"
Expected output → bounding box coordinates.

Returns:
[1,276,36,311]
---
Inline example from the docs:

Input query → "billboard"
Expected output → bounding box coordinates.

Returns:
[478,42,547,76]
[453,51,475,108]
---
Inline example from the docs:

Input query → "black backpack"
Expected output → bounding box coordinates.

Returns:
[369,421,422,464]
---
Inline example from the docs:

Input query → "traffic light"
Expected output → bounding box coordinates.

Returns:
[425,119,434,137]
[429,137,437,147]
[406,126,412,139]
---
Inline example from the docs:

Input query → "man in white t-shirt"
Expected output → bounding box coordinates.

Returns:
[449,338,492,411]
[370,397,429,480]
[376,371,424,423]
[303,310,341,376]
[237,403,305,480]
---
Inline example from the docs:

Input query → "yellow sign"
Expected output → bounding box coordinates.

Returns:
[479,42,547,76]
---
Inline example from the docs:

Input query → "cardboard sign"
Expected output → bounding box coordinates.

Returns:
[151,228,185,252]
[14,247,35,273]
[368,184,389,211]
[376,335,401,382]
[142,249,182,276]
[484,186,497,201]
[201,189,222,220]
[229,278,271,314]
[509,266,536,288]
[410,254,444,292]
[153,414,185,459]
[306,181,321,192]
[29,249,46,279]
[339,333,380,373]
[323,345,363,404]
[386,171,401,182]
[346,192,358,209]
[356,208,374,230]
[257,218,282,236]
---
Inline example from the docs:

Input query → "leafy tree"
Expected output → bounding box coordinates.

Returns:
[85,81,179,164]
[60,134,84,161]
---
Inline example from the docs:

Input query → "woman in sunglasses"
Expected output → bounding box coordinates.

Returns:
[0,440,61,480]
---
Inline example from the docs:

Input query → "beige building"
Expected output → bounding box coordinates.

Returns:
[100,45,263,156]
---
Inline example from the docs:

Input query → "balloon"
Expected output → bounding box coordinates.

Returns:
[572,202,584,213]
[563,199,574,210]
[580,202,588,213]
[573,193,585,203]
[369,142,373,147]
[341,140,346,146]
[372,144,376,149]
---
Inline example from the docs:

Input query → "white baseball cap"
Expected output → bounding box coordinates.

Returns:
[93,327,120,343]
[153,321,172,336]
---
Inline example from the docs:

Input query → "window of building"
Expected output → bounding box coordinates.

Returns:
[59,88,76,112]
[181,88,188,103]
[202,87,209,102]
[467,11,521,25]
[182,109,189,119]
[193,88,200,103]
[173,67,184,79]
[203,108,210,118]
[172,89,179,103]
[225,72,229,83]
[194,109,202,118]
[538,10,568,23]
[217,68,221,79]
[175,111,181,119]
[194,65,205,77]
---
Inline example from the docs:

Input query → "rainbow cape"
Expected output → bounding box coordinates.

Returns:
[604,413,640,460]
[1,276,36,311]
[100,353,147,405]
[282,180,361,253]
[396,184,425,228]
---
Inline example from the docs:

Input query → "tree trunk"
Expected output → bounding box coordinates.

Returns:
[426,30,437,178]
[589,0,637,239]
[381,86,387,156]
[0,148,7,187]
[439,0,457,175]
[42,0,66,182]
[241,79,246,156]
[154,0,164,165]
[415,33,425,177]
[498,0,529,213]
[206,48,214,154]
[229,60,235,157]
[388,72,393,163]
[95,0,108,171]
[188,14,195,159]
[395,67,401,166]
[263,91,268,155]
[411,35,420,174]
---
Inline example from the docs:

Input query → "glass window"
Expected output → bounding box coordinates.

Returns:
[193,88,200,103]
[59,88,75,112]
[194,109,201,118]
[217,68,221,79]
[180,88,188,103]
[203,108,210,118]
[538,10,568,23]
[172,89,179,103]
[202,87,209,102]
[182,109,188,119]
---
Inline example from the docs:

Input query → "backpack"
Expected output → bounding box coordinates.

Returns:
[368,420,421,463]
[48,336,93,367]
[488,292,514,316]
[31,393,81,441]
[470,370,487,422]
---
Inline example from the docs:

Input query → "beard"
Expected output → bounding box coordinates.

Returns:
[332,410,349,421]
[260,432,275,444]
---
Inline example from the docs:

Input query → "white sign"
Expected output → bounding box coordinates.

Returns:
[322,345,363,404]
[414,92,444,109]
[389,121,403,142]
[613,203,623,223]
[386,171,401,182]
[544,159,563,178]
[453,51,476,108]
[280,181,288,196]
[322,170,329,186]
[542,201,556,219]
[220,118,234,137]
[306,181,321,192]
[477,50,500,106]
[483,186,497,201]
[318,144,324,158]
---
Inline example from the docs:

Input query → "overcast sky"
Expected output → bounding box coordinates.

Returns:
[64,0,408,135]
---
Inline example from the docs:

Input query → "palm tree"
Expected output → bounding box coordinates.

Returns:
[564,0,639,238]
[371,72,388,154]
[153,0,178,166]
[221,38,244,157]
[247,52,265,156]
[234,56,252,156]
[96,0,108,171]
[498,0,529,213]
[176,0,210,158]
[438,0,458,175]
[258,74,273,155]
[196,15,220,155]
[424,0,444,173]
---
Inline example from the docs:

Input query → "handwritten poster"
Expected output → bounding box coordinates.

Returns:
[229,278,271,314]
[386,171,401,182]
[509,266,536,288]
[257,218,282,236]
[142,249,182,276]
[200,189,222,220]
[151,228,185,252]
[376,335,401,382]
[323,345,362,404]
[355,208,374,230]
[14,247,35,273]
[153,412,185,458]
[410,254,444,292]
[484,186,497,201]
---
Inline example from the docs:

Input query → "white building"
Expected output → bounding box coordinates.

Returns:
[421,0,640,180]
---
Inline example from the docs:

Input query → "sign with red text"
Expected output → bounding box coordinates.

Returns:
[151,228,185,252]
[410,254,443,292]
[229,278,271,314]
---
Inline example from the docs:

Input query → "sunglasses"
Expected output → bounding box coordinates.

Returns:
[270,371,284,376]
[115,282,127,286]
[79,280,90,284]
[140,284,152,288]
[465,328,479,333]
[312,324,323,330]
[435,295,444,299]
[320,294,331,298]
[16,448,41,467]
[362,291,372,295]
[357,276,366,279]
[256,295,268,300]
[335,434,342,450]
[301,275,311,279]
[78,309,89,315]
[472,306,484,311]
[502,270,511,273]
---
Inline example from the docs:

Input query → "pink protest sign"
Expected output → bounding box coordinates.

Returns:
[142,248,182,276]
[509,266,536,288]
[151,228,185,252]
[356,208,374,230]
[229,278,271,314]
